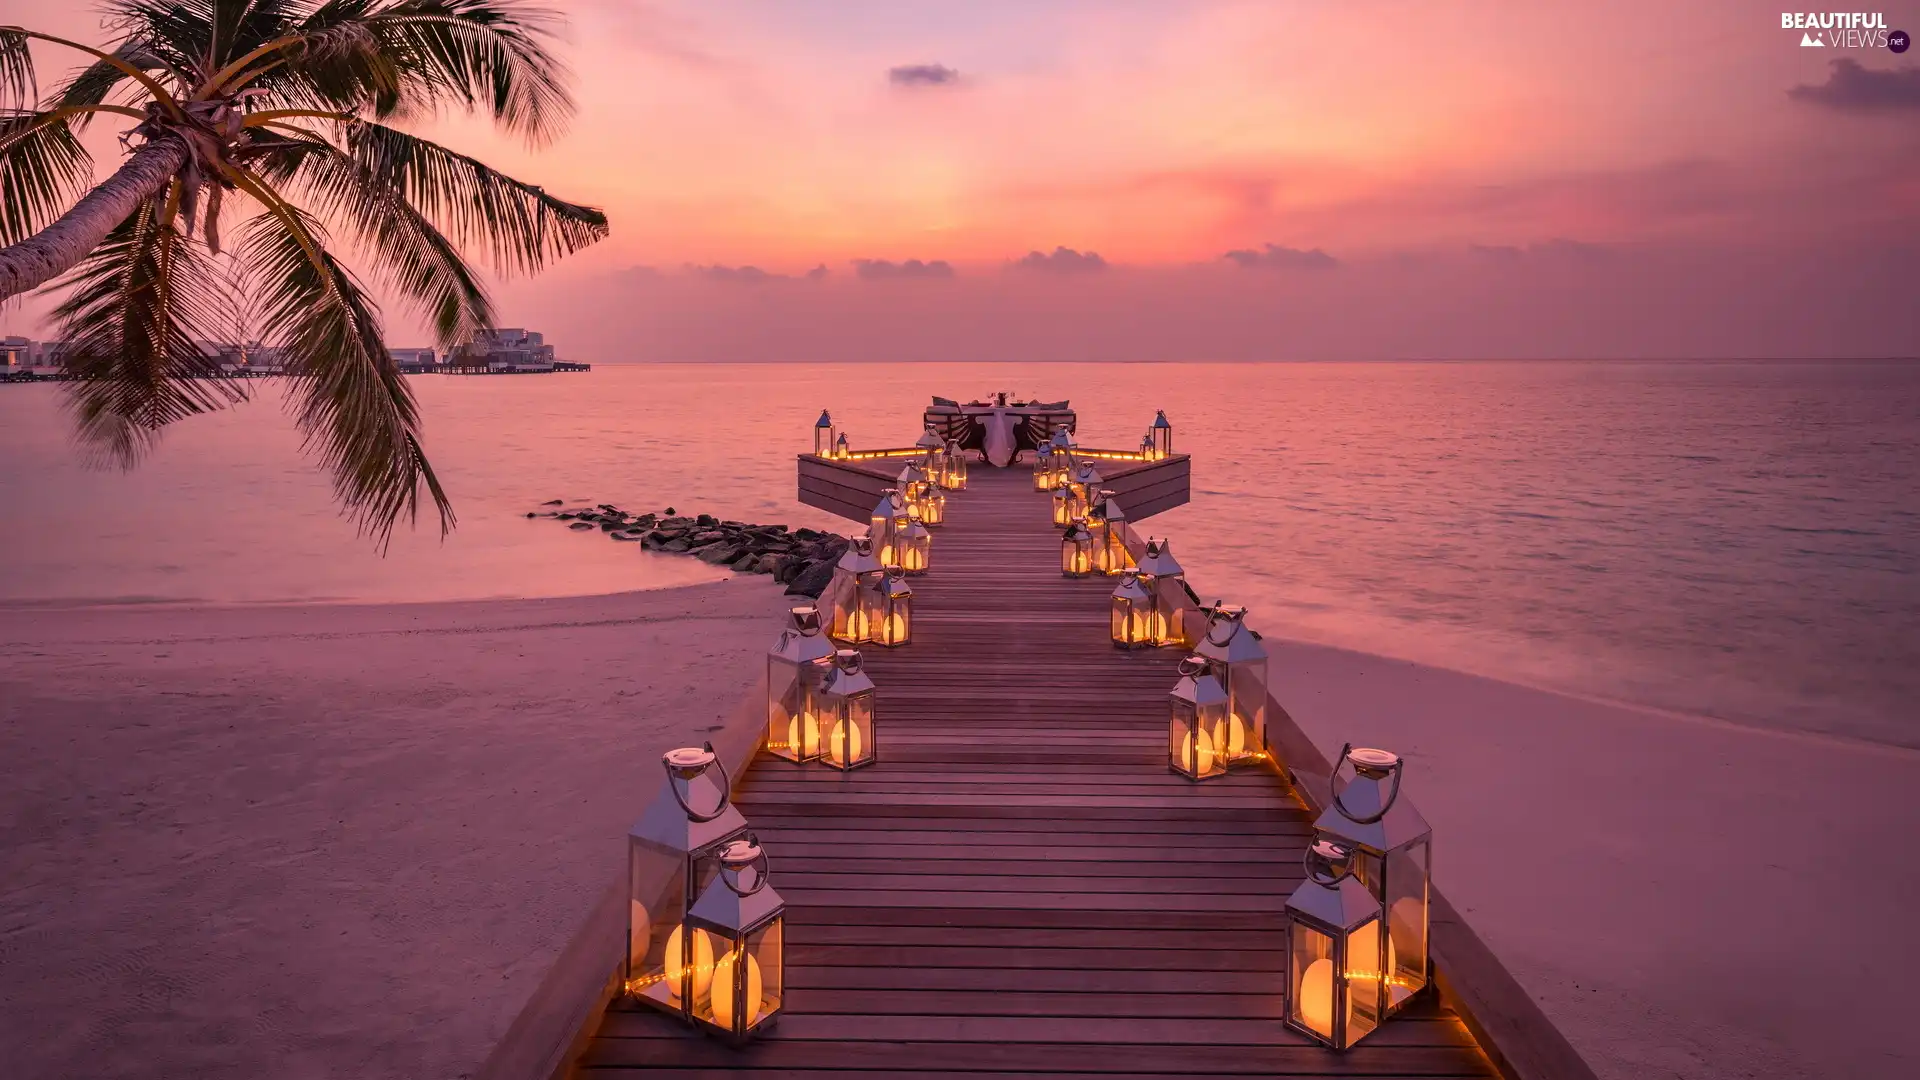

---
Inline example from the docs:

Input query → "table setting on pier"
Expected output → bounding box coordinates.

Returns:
[922,393,1076,467]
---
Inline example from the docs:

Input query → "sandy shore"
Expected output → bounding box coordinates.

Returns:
[0,579,784,1080]
[2,587,1911,1080]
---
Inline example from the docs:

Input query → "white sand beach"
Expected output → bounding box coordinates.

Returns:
[2,587,1912,1080]
[0,579,784,1080]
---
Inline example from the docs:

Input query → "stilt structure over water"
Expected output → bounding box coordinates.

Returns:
[480,400,1595,1080]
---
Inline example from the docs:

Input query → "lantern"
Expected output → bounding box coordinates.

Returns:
[1151,409,1173,458]
[684,837,785,1042]
[821,536,885,644]
[1050,426,1073,453]
[1285,838,1388,1049]
[766,606,835,762]
[1136,538,1188,647]
[1070,461,1102,504]
[1088,491,1131,575]
[897,463,930,518]
[917,428,948,486]
[1168,656,1228,780]
[1061,520,1094,578]
[1050,482,1075,527]
[944,440,968,490]
[870,490,908,567]
[1193,604,1268,766]
[1312,746,1432,1016]
[813,409,834,456]
[625,744,749,1016]
[1033,446,1056,492]
[815,649,877,770]
[898,519,931,576]
[1110,569,1153,648]
[874,570,912,647]
[919,484,946,527]
[833,432,850,460]
[1139,433,1154,459]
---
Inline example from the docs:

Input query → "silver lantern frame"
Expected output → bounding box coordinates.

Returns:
[626,743,750,1020]
[1193,603,1268,767]
[815,648,877,770]
[813,409,835,456]
[1311,745,1433,1019]
[1284,838,1389,1050]
[1168,656,1229,781]
[1110,569,1153,648]
[684,837,786,1043]
[766,605,836,762]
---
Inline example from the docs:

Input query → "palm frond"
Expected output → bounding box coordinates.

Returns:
[0,28,37,113]
[51,201,243,467]
[48,43,172,123]
[0,111,94,245]
[365,0,572,144]
[238,194,454,543]
[254,127,494,346]
[343,119,604,276]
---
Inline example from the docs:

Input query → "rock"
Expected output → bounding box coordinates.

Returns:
[793,527,821,541]
[730,553,759,572]
[787,558,836,598]
[542,499,564,506]
[663,539,691,552]
[612,531,642,541]
[699,543,744,565]
[696,513,718,527]
[557,512,577,520]
[599,521,623,531]
[664,506,676,515]
[690,530,726,545]
[752,554,781,574]
[569,521,595,531]
[525,512,537,518]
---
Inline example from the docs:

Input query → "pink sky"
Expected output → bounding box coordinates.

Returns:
[4,0,1917,359]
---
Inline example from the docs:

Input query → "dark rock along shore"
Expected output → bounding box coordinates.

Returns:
[531,501,849,597]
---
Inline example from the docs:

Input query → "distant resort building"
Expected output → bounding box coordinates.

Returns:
[3,328,583,381]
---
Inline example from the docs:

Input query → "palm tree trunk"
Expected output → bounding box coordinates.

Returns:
[0,137,187,302]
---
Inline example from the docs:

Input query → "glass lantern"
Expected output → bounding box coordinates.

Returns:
[1285,838,1388,1050]
[833,432,850,460]
[1089,492,1131,575]
[1050,481,1075,528]
[685,837,786,1042]
[897,463,929,519]
[920,484,946,527]
[898,519,931,576]
[1136,538,1188,647]
[1061,520,1094,578]
[1151,409,1173,459]
[874,570,912,647]
[822,536,885,644]
[626,744,750,1016]
[871,489,908,568]
[918,428,948,486]
[1110,569,1153,648]
[1050,426,1073,454]
[1033,446,1056,492]
[1168,656,1228,781]
[945,439,968,490]
[816,648,877,770]
[1194,604,1268,766]
[813,409,835,456]
[1070,461,1102,506]
[766,605,836,762]
[1312,745,1432,1016]
[1139,432,1154,459]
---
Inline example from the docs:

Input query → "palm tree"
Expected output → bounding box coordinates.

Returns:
[0,1,608,542]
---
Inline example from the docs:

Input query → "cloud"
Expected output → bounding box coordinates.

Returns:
[686,264,785,283]
[1469,239,1613,263]
[853,258,956,280]
[1222,244,1339,271]
[887,63,960,88]
[1788,59,1920,112]
[805,263,830,281]
[1012,247,1108,274]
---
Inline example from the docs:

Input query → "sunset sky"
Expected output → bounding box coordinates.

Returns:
[5,0,1918,359]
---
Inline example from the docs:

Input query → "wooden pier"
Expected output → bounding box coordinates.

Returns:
[481,437,1594,1080]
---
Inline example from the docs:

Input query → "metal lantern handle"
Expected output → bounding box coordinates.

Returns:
[724,835,772,897]
[1303,842,1356,887]
[1203,604,1237,647]
[666,740,732,823]
[1329,741,1402,825]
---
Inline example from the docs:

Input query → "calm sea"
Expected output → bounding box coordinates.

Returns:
[2,361,1915,749]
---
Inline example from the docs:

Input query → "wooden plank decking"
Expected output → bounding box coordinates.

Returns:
[575,466,1498,1079]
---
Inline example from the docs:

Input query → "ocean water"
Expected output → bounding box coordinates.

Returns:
[2,360,1915,749]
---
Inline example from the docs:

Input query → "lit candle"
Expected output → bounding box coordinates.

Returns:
[663,925,716,1003]
[709,947,764,1028]
[826,716,864,767]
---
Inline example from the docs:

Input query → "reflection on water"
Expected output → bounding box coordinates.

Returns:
[2,361,1914,747]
